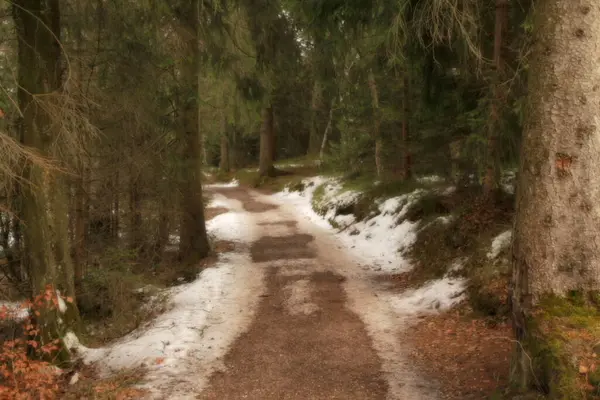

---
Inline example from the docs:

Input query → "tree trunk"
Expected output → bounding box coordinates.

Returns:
[154,193,169,262]
[510,0,600,391]
[367,70,383,178]
[319,97,336,161]
[13,0,80,358]
[230,96,240,170]
[401,75,412,180]
[177,0,210,264]
[482,0,509,196]
[112,169,119,241]
[219,94,230,173]
[73,162,89,285]
[129,173,143,251]
[308,80,323,155]
[258,105,276,177]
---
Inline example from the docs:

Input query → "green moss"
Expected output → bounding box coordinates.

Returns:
[311,184,328,216]
[521,293,600,399]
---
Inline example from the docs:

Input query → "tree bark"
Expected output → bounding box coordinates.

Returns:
[401,75,412,180]
[319,97,336,161]
[510,0,600,390]
[128,172,143,251]
[258,105,276,177]
[308,80,323,155]
[177,0,210,264]
[73,161,89,285]
[13,0,80,357]
[219,94,230,173]
[367,70,383,178]
[482,0,509,196]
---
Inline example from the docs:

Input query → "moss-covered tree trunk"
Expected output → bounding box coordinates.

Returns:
[510,0,600,394]
[13,0,80,360]
[258,105,276,177]
[177,0,210,264]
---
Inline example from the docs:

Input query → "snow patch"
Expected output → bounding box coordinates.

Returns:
[416,175,444,185]
[206,212,247,242]
[56,290,67,313]
[65,189,261,398]
[487,230,512,259]
[205,179,239,188]
[277,177,423,274]
[0,301,28,321]
[389,277,466,315]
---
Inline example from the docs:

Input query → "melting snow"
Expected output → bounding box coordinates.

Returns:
[64,190,261,398]
[205,179,239,188]
[488,230,512,259]
[278,178,422,274]
[389,277,466,315]
[0,301,29,321]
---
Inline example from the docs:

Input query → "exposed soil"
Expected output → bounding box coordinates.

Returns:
[406,306,512,399]
[250,234,316,262]
[198,268,388,400]
[212,187,279,213]
[257,220,298,229]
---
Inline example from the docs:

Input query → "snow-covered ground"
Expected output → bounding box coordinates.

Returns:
[60,174,515,399]
[64,192,264,399]
[276,177,467,314]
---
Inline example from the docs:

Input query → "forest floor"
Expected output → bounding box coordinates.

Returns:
[64,172,518,399]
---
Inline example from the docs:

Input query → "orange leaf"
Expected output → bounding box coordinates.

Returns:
[155,357,165,365]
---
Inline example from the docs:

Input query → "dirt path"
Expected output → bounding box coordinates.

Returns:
[197,186,437,400]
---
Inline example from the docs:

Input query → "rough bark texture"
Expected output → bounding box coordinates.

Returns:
[177,0,210,264]
[483,0,509,196]
[367,70,383,178]
[510,0,600,389]
[13,0,80,354]
[258,105,276,177]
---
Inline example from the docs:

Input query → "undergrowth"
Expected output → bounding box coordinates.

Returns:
[78,247,168,346]
[408,187,514,317]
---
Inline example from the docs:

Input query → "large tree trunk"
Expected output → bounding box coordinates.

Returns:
[177,0,210,264]
[367,70,383,178]
[258,105,276,177]
[482,0,509,196]
[13,0,80,358]
[510,0,600,392]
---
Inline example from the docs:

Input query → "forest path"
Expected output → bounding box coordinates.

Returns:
[196,186,437,400]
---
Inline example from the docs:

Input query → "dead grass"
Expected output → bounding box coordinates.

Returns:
[61,365,148,399]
